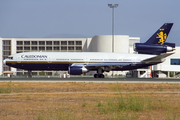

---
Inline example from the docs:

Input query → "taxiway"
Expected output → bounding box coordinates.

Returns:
[0,77,180,83]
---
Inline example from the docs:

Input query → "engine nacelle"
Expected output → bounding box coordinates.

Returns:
[133,43,174,55]
[68,66,88,75]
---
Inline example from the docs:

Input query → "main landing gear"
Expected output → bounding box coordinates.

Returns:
[94,74,104,78]
[94,68,105,78]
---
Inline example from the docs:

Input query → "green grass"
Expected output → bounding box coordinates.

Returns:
[37,107,76,120]
[98,94,150,114]
[82,101,87,107]
[35,93,179,120]
[0,82,179,119]
[0,82,12,93]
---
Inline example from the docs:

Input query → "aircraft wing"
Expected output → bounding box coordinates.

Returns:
[141,52,174,64]
[85,63,130,69]
[85,52,174,69]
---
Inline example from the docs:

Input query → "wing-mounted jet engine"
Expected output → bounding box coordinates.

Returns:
[68,64,88,75]
[133,23,175,55]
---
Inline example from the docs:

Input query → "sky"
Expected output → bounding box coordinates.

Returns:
[0,0,180,45]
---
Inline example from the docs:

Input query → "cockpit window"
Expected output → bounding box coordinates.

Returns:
[8,57,13,60]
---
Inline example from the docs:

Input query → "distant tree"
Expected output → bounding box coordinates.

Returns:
[118,74,122,76]
[169,72,174,77]
[54,71,59,76]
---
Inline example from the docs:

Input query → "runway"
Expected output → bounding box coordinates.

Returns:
[0,77,180,83]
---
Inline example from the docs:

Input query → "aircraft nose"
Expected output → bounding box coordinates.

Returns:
[3,59,6,65]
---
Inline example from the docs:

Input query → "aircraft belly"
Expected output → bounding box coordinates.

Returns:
[6,62,70,70]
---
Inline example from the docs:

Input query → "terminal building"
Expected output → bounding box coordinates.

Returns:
[0,35,180,78]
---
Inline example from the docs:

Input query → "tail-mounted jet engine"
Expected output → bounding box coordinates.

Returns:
[133,43,175,55]
[68,66,88,75]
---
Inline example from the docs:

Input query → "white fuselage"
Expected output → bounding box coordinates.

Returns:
[4,52,157,72]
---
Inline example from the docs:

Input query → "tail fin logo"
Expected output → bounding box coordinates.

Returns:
[156,29,167,45]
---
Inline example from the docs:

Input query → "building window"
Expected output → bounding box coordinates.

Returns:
[76,46,82,50]
[68,46,74,50]
[46,41,52,45]
[32,47,38,50]
[171,59,180,65]
[3,46,11,50]
[61,46,67,50]
[17,41,23,45]
[46,47,52,50]
[76,41,82,45]
[24,41,30,45]
[24,47,30,50]
[39,47,45,50]
[68,41,74,45]
[3,40,11,45]
[31,41,37,45]
[61,41,67,45]
[39,41,45,45]
[3,51,11,55]
[54,46,59,50]
[3,66,10,71]
[17,47,23,50]
[54,41,59,45]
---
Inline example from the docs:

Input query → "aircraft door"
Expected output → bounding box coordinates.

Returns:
[84,57,89,64]
[17,56,21,63]
[48,56,52,63]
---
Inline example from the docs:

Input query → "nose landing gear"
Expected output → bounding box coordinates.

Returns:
[28,70,32,78]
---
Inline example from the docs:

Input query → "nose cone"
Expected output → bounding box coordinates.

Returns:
[3,59,6,65]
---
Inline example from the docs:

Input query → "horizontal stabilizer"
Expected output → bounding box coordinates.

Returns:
[141,52,174,63]
[164,42,175,48]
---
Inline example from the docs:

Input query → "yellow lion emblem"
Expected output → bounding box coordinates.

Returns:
[156,29,167,45]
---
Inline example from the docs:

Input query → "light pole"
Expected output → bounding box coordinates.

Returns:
[108,4,118,52]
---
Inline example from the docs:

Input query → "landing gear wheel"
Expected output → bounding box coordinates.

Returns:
[94,74,99,78]
[94,74,105,78]
[99,74,104,78]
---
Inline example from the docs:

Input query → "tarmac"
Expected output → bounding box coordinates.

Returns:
[0,77,180,83]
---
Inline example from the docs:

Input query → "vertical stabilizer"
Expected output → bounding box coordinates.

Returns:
[145,23,173,45]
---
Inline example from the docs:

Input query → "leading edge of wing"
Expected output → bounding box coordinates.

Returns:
[141,52,174,64]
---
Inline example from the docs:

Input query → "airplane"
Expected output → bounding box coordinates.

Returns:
[3,23,175,78]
